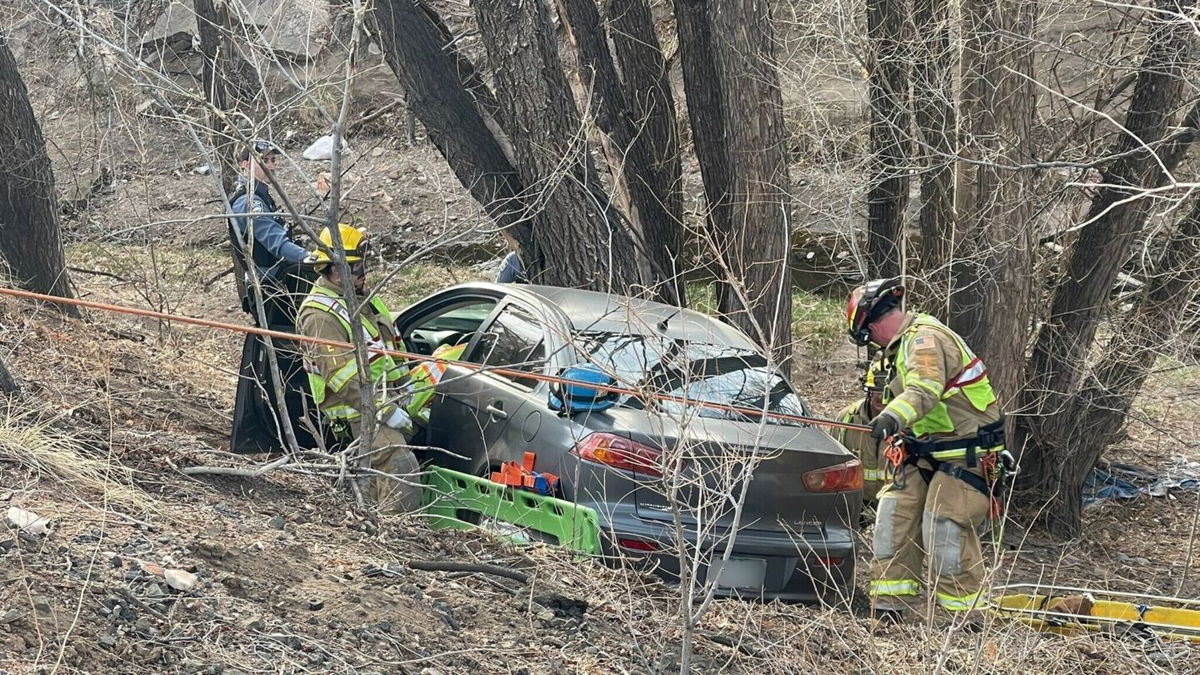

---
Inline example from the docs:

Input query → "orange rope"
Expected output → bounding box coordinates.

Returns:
[0,286,871,434]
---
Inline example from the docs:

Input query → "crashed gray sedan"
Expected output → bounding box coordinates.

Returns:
[396,282,863,601]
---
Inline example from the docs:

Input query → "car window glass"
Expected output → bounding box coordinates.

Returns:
[576,332,807,422]
[403,300,496,357]
[471,304,546,387]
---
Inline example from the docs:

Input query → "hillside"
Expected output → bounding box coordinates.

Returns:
[2,0,1200,672]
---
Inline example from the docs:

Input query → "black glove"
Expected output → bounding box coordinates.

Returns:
[869,412,901,442]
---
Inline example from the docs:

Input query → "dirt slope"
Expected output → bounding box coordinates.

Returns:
[1,263,1197,674]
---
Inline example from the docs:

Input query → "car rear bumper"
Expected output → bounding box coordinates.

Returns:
[594,503,856,602]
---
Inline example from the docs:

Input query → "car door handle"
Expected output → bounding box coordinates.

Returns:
[485,403,508,420]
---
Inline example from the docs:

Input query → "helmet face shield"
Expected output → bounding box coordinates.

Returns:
[846,278,905,346]
[847,289,872,346]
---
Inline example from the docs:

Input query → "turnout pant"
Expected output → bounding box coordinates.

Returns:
[869,458,990,612]
[350,424,421,515]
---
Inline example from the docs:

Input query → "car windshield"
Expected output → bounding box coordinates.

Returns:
[575,332,808,424]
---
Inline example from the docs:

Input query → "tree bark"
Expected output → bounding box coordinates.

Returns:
[911,0,955,307]
[702,0,794,370]
[950,0,1037,405]
[370,0,537,265]
[193,0,237,195]
[0,36,77,312]
[674,0,733,280]
[556,0,684,303]
[1017,0,1197,536]
[475,0,645,292]
[1047,193,1200,535]
[608,0,685,303]
[865,0,910,280]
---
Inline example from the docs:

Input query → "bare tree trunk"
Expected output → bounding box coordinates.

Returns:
[0,36,77,313]
[475,0,645,292]
[1047,194,1200,534]
[608,0,685,303]
[370,0,537,265]
[708,0,794,371]
[950,0,1036,405]
[194,0,237,194]
[1018,0,1197,537]
[674,0,733,284]
[865,0,910,279]
[911,0,955,306]
[554,0,686,300]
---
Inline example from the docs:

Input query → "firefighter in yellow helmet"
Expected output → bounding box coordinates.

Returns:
[835,355,888,505]
[297,224,420,513]
[846,278,1007,625]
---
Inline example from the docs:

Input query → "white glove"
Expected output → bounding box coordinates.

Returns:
[382,407,412,431]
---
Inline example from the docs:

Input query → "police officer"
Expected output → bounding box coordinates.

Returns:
[229,140,310,324]
[846,278,1006,625]
[297,224,421,513]
[835,355,887,505]
[228,140,316,455]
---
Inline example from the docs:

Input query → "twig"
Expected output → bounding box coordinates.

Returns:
[202,266,234,289]
[346,100,401,136]
[407,560,530,584]
[181,455,290,477]
[697,630,767,659]
[67,266,131,283]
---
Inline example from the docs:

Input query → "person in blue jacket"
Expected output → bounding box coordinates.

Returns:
[227,140,318,455]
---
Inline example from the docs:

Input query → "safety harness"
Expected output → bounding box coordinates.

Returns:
[883,418,1015,516]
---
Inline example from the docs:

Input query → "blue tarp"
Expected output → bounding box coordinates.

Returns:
[1083,462,1200,506]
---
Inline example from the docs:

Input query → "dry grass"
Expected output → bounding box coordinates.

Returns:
[0,403,157,514]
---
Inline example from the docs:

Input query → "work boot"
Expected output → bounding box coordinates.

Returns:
[871,607,906,628]
[953,609,987,633]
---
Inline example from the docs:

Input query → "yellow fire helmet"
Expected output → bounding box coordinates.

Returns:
[311,223,369,266]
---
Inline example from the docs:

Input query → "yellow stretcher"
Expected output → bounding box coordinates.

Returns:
[991,584,1200,643]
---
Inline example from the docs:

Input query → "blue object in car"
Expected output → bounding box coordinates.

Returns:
[550,364,617,413]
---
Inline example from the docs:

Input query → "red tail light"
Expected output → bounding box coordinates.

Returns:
[618,538,660,552]
[573,433,663,478]
[802,459,863,492]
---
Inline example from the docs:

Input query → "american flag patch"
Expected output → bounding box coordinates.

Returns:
[912,336,930,348]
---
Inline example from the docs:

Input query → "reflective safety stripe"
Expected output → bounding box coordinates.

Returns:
[322,404,360,421]
[947,357,987,391]
[863,468,887,481]
[304,293,351,323]
[328,360,359,393]
[929,444,1005,461]
[869,579,919,597]
[890,399,919,425]
[913,377,944,397]
[301,285,408,424]
[936,590,984,612]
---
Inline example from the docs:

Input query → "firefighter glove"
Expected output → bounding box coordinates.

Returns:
[869,411,902,442]
[382,407,412,432]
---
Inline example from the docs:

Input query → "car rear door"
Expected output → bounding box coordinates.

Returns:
[430,300,551,474]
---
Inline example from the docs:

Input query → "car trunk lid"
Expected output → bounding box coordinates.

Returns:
[618,414,858,535]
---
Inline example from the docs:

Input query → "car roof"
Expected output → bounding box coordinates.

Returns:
[448,282,760,350]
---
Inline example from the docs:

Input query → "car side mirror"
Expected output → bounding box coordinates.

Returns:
[549,364,617,414]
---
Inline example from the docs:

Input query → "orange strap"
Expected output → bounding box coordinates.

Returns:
[0,286,874,434]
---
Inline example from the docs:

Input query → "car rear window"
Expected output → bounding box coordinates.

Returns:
[575,332,808,423]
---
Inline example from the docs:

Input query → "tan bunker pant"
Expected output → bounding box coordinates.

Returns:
[869,459,990,612]
[352,424,421,514]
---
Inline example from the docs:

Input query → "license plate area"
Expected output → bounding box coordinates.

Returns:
[710,557,767,591]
